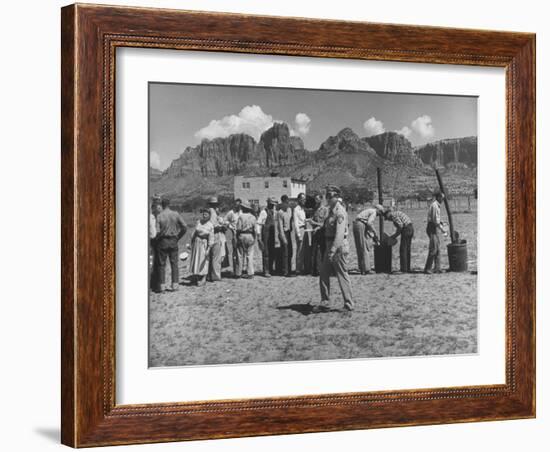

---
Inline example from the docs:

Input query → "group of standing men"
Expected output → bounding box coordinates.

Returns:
[351,190,448,275]
[149,187,450,312]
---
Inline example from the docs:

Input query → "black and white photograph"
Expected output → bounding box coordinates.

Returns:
[148,82,478,367]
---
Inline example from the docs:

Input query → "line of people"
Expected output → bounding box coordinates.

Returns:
[149,188,449,302]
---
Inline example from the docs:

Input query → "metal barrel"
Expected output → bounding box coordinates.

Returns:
[447,241,468,272]
[374,245,393,273]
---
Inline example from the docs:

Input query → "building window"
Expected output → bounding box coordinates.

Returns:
[283,180,288,188]
[242,182,250,189]
[264,181,269,188]
[249,199,259,205]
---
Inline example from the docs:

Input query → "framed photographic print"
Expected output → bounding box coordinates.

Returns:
[61,3,536,447]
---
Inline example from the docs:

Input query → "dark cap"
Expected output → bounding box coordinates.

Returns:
[325,185,341,196]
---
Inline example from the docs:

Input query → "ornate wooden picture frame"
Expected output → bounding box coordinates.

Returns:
[61,3,535,447]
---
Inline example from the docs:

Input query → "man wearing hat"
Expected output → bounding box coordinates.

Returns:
[152,197,187,292]
[261,197,279,277]
[352,204,383,275]
[207,196,226,282]
[318,185,354,312]
[235,201,257,279]
[424,191,448,274]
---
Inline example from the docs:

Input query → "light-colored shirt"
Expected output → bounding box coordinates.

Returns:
[194,220,215,246]
[224,209,241,231]
[427,200,441,225]
[355,208,377,227]
[293,205,306,238]
[149,213,157,239]
[236,212,257,234]
[209,207,226,245]
[156,208,186,238]
[257,208,267,226]
[324,201,348,250]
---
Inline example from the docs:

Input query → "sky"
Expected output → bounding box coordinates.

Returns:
[149,82,477,171]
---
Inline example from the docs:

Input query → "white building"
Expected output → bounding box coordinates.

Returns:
[234,176,306,206]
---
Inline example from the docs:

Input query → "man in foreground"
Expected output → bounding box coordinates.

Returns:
[152,198,187,292]
[424,191,448,274]
[318,185,354,312]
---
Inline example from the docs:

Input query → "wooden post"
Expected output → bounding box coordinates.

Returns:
[434,168,457,243]
[377,167,384,237]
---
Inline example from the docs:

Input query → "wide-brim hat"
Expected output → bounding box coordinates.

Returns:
[240,201,252,212]
[266,197,277,205]
[207,196,219,205]
[375,204,385,213]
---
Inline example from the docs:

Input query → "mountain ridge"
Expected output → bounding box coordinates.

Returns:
[152,122,477,205]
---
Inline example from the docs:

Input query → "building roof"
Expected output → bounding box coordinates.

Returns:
[237,175,306,184]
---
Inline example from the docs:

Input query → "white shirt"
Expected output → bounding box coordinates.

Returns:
[149,213,157,239]
[256,208,267,235]
[224,209,241,231]
[257,208,267,226]
[293,205,306,239]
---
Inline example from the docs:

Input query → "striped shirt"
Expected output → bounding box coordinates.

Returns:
[386,210,412,229]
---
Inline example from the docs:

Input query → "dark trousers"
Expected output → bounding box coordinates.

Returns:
[262,225,276,275]
[153,236,179,289]
[399,223,414,272]
[311,229,326,276]
[276,230,292,275]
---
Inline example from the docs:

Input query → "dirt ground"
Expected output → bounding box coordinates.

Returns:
[149,207,477,367]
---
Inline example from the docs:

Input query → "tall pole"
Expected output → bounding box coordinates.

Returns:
[377,167,384,237]
[434,168,456,243]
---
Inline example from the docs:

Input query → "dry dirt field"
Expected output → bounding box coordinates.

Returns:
[149,207,477,367]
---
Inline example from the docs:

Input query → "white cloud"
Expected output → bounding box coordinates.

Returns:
[150,151,161,170]
[294,113,311,135]
[395,126,412,139]
[411,115,435,139]
[363,117,385,137]
[194,105,276,141]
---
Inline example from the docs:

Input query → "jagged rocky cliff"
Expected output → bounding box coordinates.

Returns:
[318,127,376,158]
[416,136,477,168]
[153,122,477,201]
[363,132,422,167]
[259,122,307,167]
[164,122,306,178]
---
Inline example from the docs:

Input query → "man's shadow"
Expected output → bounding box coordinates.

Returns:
[276,304,340,316]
